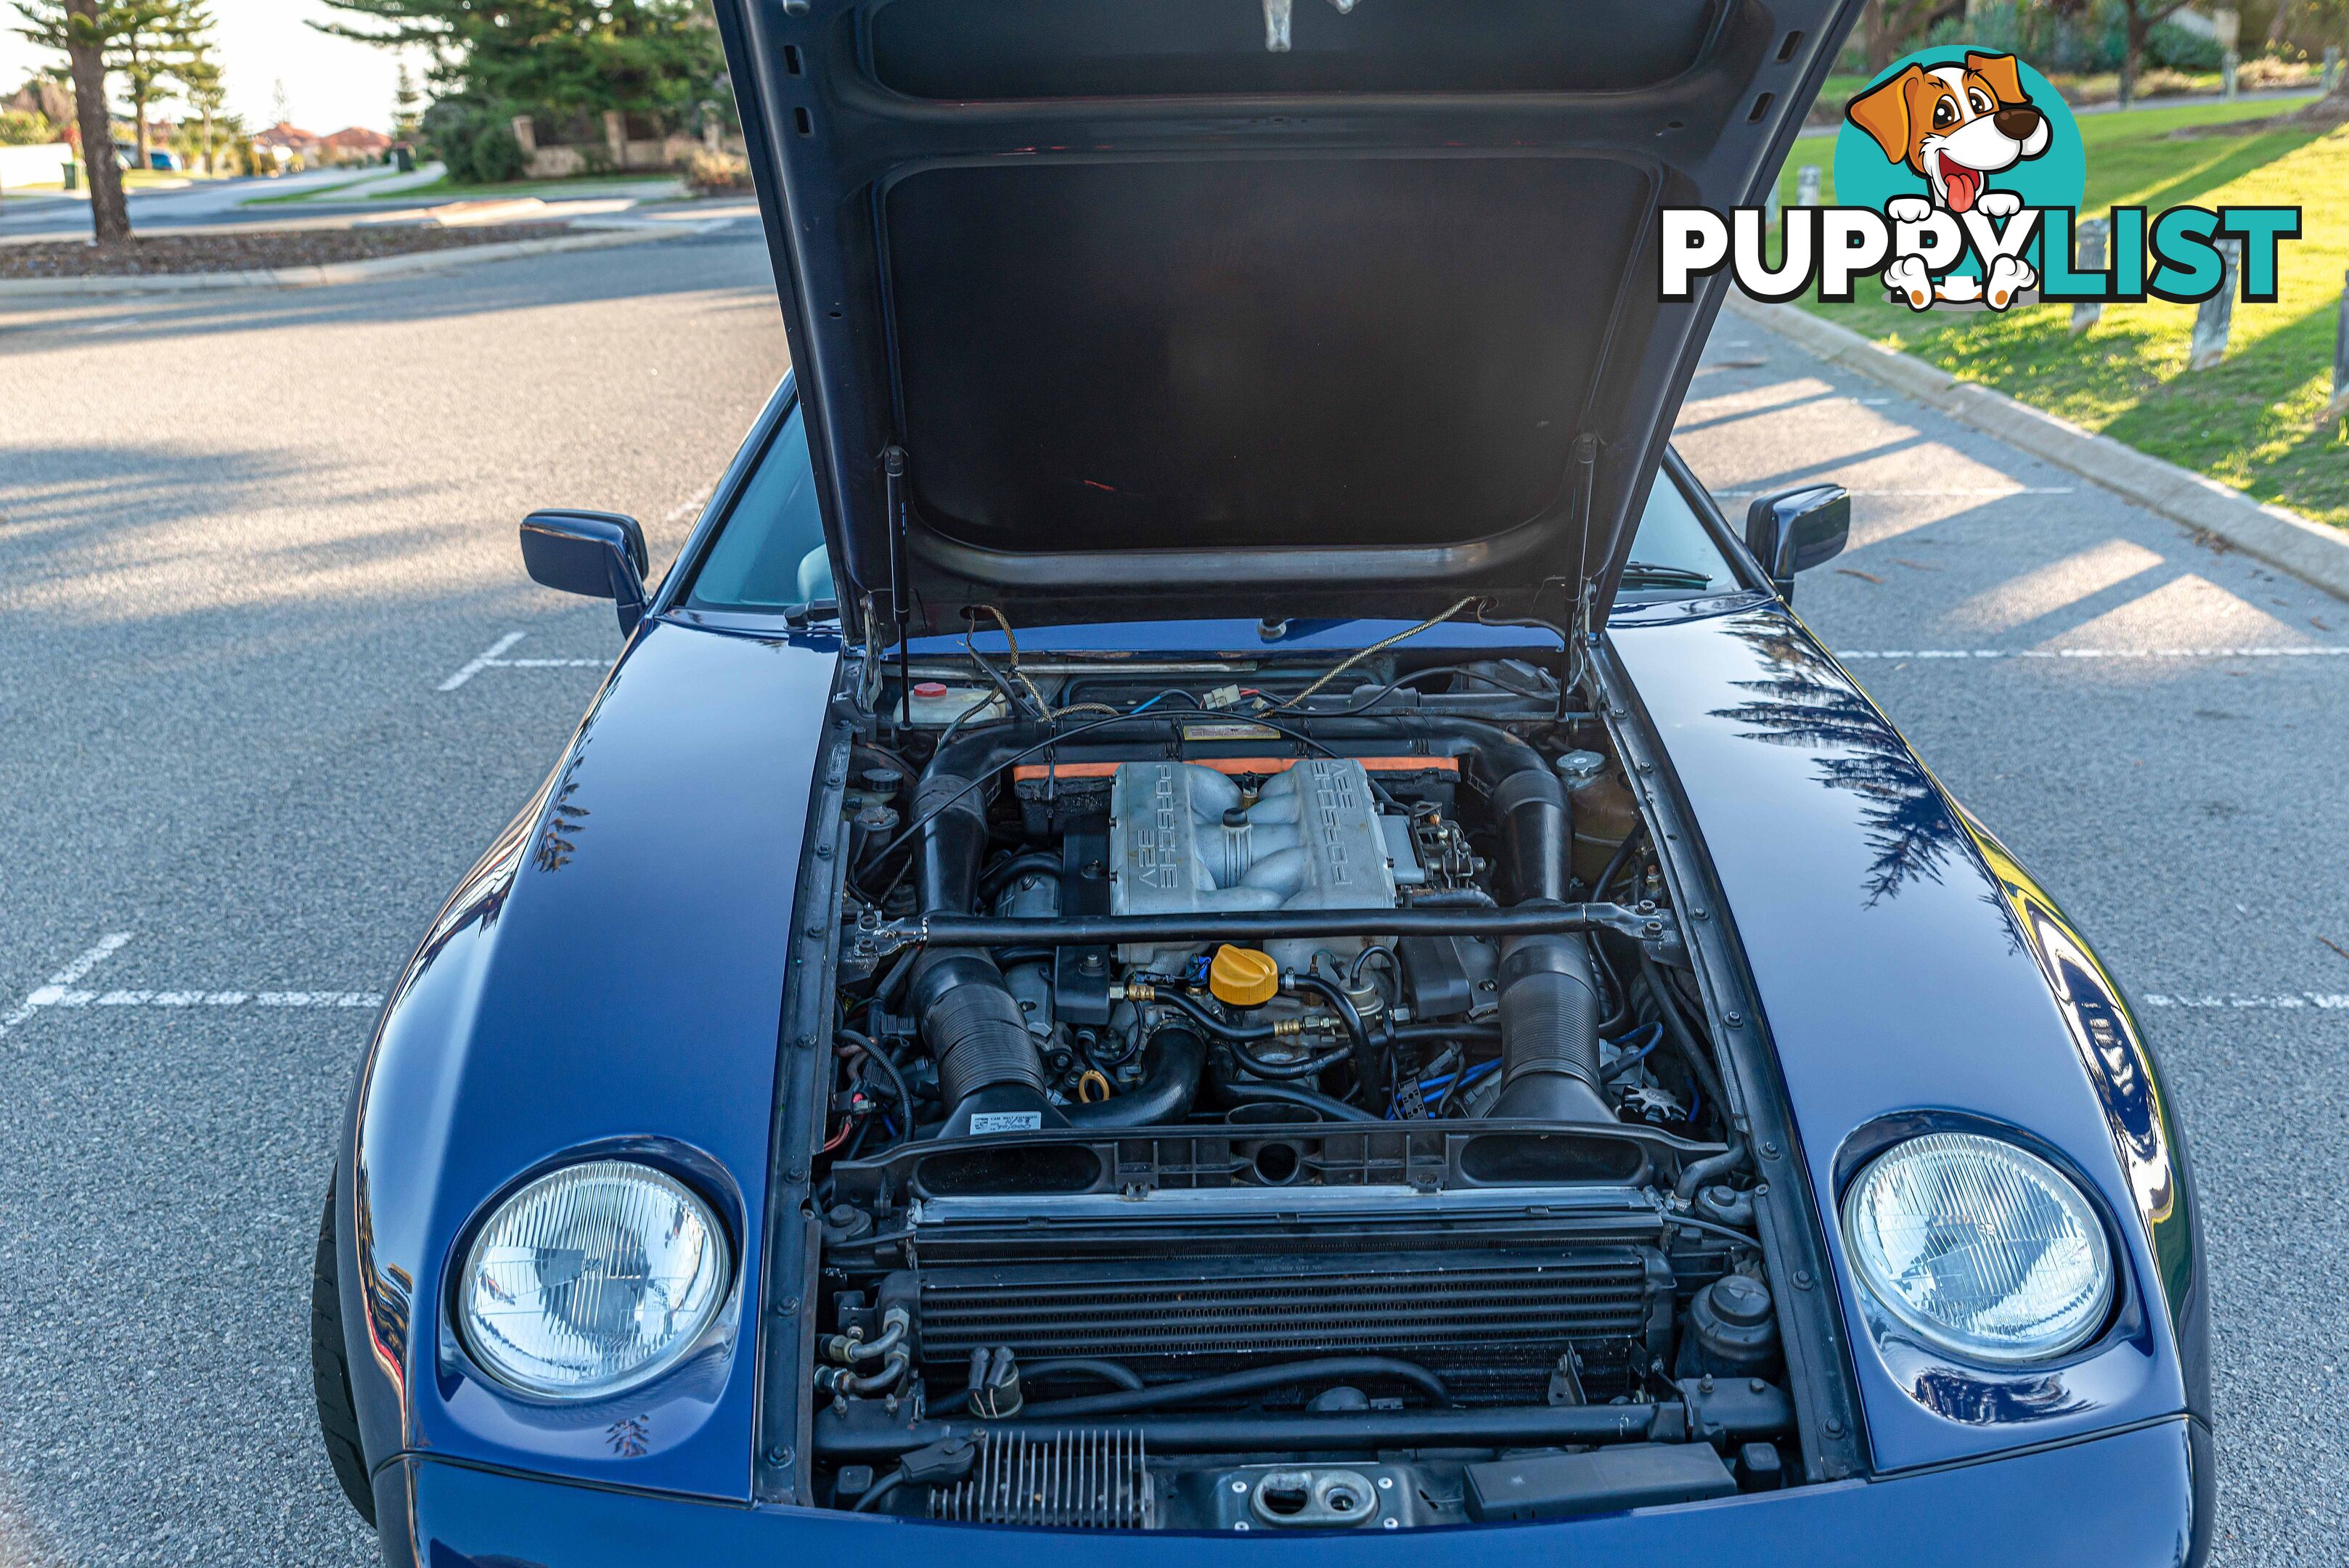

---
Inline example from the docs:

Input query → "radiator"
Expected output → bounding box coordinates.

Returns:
[887,1246,1671,1403]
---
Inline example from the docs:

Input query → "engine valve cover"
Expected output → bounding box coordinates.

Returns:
[1108,759,1400,971]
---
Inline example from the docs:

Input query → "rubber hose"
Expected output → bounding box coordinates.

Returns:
[1404,888,1498,909]
[1490,765,1571,906]
[1208,1074,1380,1123]
[914,772,991,920]
[1064,1027,1206,1127]
[1143,986,1288,1042]
[1018,1356,1451,1418]
[1639,951,1731,1125]
[1675,1139,1750,1201]
[1472,746,1613,1122]
[910,744,1055,1135]
[910,953,1054,1128]
[1022,1358,1145,1392]
[1230,1042,1354,1082]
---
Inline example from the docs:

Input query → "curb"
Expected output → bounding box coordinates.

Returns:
[0,224,698,300]
[1724,293,2349,604]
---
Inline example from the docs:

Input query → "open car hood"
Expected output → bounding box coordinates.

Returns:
[713,0,1858,634]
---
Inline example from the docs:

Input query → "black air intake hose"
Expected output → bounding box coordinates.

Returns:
[915,772,991,922]
[1488,932,1612,1122]
[1488,764,1571,906]
[911,761,1058,1135]
[911,950,1052,1123]
[1482,759,1612,1122]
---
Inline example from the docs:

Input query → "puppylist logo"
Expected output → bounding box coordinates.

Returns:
[1661,46,2300,313]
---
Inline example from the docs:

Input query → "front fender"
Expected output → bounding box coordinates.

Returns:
[1961,816,2209,1425]
[1609,605,2202,1473]
[336,617,841,1500]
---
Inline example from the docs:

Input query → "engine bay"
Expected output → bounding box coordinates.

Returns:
[796,637,1797,1527]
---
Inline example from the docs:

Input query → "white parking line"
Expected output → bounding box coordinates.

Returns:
[2141,993,2349,1010]
[1836,646,2349,662]
[1715,488,2076,497]
[85,990,383,1008]
[439,631,607,690]
[1,934,382,1038]
[0,931,131,1039]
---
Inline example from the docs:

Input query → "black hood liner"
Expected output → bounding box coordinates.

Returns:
[713,0,1862,634]
[890,155,1644,555]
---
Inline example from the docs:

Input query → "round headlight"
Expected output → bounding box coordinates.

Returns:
[1842,1132,2112,1364]
[459,1160,729,1399]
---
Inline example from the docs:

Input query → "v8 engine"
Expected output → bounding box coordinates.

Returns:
[1110,759,1402,971]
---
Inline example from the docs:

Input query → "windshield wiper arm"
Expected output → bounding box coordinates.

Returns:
[1618,561,1717,589]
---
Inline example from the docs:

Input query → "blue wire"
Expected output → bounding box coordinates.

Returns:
[1603,1022,1665,1079]
[1125,688,1203,717]
[1384,1028,1684,1119]
[1391,1059,1499,1118]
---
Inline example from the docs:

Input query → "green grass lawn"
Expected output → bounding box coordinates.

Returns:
[1770,99,2348,531]
[363,171,678,201]
[242,176,381,205]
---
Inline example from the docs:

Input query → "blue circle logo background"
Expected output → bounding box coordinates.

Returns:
[1832,48,2086,276]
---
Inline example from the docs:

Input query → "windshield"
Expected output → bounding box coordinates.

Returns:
[1621,467,1736,596]
[685,408,1734,616]
[685,400,831,612]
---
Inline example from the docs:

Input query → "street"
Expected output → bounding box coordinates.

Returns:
[0,166,403,241]
[3,235,2344,1564]
[0,165,718,248]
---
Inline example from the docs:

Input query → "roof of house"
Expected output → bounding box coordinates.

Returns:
[320,126,392,151]
[256,121,321,148]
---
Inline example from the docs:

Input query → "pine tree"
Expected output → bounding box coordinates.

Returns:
[114,0,208,168]
[11,0,134,239]
[391,58,420,141]
[314,1,724,136]
[174,49,222,173]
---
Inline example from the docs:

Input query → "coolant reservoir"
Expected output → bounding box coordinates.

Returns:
[1557,750,1641,890]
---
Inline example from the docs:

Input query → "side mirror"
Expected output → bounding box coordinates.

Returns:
[1744,485,1851,603]
[519,510,650,636]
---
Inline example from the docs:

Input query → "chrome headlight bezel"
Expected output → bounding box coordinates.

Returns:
[457,1158,732,1401]
[1841,1130,2115,1366]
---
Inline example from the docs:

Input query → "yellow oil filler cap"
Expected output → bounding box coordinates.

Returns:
[1209,945,1280,1008]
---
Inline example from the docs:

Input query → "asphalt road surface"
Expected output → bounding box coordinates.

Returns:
[4,235,2344,1564]
[0,168,681,244]
[0,169,382,242]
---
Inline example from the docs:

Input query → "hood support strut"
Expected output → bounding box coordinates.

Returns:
[885,445,912,724]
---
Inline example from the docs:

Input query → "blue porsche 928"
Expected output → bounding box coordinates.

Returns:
[312,1,2211,1561]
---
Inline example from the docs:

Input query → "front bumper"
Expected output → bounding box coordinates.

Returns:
[381,1416,2212,1567]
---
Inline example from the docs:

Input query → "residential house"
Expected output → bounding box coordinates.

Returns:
[317,126,393,166]
[253,121,322,169]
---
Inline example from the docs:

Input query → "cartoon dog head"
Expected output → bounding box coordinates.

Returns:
[1845,52,2051,214]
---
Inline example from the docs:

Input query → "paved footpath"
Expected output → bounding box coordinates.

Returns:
[0,240,2340,1562]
